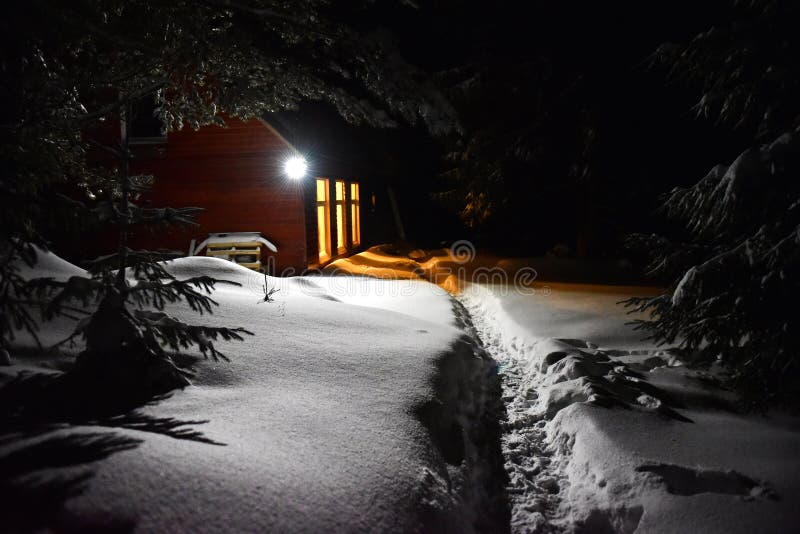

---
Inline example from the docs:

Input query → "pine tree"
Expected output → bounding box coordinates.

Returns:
[626,0,800,407]
[48,111,253,407]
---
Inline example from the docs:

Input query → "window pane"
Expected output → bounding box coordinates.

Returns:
[316,179,327,202]
[336,205,345,252]
[336,180,345,201]
[351,204,359,245]
[352,207,360,246]
[317,205,329,260]
[351,183,359,200]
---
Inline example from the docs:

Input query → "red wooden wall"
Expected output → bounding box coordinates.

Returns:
[128,117,308,274]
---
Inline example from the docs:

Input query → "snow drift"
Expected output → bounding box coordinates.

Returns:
[1,253,508,532]
[458,281,800,533]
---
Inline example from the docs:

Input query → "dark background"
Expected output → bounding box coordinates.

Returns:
[271,0,751,257]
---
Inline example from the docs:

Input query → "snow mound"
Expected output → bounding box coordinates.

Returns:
[158,256,265,287]
[158,256,354,305]
[458,280,800,533]
[3,250,508,532]
[7,247,89,350]
[533,339,692,422]
[15,246,87,281]
[325,247,430,279]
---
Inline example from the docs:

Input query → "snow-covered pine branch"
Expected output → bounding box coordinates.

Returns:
[626,130,800,406]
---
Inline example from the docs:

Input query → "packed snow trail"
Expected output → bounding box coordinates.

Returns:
[456,285,566,533]
[456,281,705,533]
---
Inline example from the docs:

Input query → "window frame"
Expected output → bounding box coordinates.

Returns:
[335,180,348,255]
[350,182,361,247]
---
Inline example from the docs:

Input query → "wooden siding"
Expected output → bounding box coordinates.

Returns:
[128,117,308,274]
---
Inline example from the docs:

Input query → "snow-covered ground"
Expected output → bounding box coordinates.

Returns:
[459,281,800,533]
[1,250,505,532]
[4,246,800,533]
[331,246,800,533]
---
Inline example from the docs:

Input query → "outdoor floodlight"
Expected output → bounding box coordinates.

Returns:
[284,156,308,179]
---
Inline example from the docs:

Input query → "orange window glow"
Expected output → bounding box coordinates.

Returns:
[316,178,331,263]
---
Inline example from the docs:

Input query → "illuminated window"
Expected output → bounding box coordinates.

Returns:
[335,180,347,254]
[316,178,331,263]
[350,182,361,246]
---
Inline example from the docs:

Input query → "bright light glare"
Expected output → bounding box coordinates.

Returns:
[284,156,308,179]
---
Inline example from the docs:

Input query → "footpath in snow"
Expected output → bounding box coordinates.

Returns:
[459,279,800,533]
[4,245,800,533]
[331,246,800,533]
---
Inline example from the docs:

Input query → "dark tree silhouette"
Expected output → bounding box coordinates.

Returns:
[626,0,800,407]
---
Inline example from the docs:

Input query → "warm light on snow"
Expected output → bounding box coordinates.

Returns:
[284,156,308,179]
